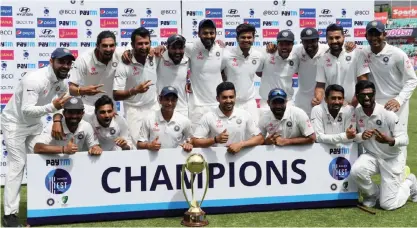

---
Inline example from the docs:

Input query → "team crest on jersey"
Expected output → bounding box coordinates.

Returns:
[216,51,220,57]
[376,120,382,125]
[286,121,292,127]
[345,56,351,61]
[110,128,116,135]
[112,62,118,68]
[77,132,84,140]
[289,60,294,66]
[383,56,389,63]
[55,86,60,91]
[252,59,257,65]
[149,61,154,66]
[174,125,180,132]
[236,119,242,124]
[337,116,342,122]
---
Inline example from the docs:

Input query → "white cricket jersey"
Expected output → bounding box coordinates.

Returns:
[310,103,356,145]
[156,51,190,113]
[113,56,157,107]
[90,114,134,151]
[33,119,99,152]
[138,110,192,148]
[293,43,328,114]
[186,40,223,106]
[258,50,299,101]
[316,49,370,103]
[258,105,314,138]
[221,47,263,102]
[361,43,417,105]
[69,47,125,106]
[355,103,408,159]
[1,66,67,125]
[193,107,260,146]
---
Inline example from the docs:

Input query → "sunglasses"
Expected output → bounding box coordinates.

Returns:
[357,92,375,100]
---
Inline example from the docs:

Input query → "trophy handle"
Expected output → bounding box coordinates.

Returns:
[181,164,191,208]
[199,161,209,207]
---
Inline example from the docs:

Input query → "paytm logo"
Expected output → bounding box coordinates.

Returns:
[37,18,56,27]
[16,28,35,38]
[160,20,177,26]
[121,29,134,38]
[100,8,118,17]
[225,29,236,38]
[263,20,279,26]
[336,18,352,28]
[299,8,316,18]
[46,159,71,166]
[140,18,158,27]
[1,6,12,16]
[243,18,261,28]
[58,20,77,26]
[38,61,50,68]
[1,42,13,47]
[205,8,222,18]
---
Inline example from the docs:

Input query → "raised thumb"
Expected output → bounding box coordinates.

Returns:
[222,129,227,133]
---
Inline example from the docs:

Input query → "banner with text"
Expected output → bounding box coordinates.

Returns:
[27,143,358,225]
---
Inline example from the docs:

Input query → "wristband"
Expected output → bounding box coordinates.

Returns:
[214,136,217,143]
[129,88,135,96]
[62,146,65,154]
[77,87,81,96]
[54,120,61,122]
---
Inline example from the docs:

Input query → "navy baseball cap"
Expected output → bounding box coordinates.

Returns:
[268,88,287,102]
[300,28,319,40]
[64,97,84,110]
[51,48,75,60]
[160,86,178,97]
[199,19,216,31]
[167,34,186,47]
[366,20,385,33]
[277,30,295,42]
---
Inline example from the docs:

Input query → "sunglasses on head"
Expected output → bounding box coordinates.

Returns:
[357,92,375,100]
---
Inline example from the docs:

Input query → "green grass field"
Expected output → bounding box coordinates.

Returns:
[2,92,417,227]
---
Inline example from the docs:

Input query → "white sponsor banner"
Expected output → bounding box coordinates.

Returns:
[27,143,358,225]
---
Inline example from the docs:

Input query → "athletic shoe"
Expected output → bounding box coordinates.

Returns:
[407,173,417,202]
[2,214,22,227]
[362,194,379,208]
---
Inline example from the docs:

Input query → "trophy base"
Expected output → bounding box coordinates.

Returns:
[181,211,209,227]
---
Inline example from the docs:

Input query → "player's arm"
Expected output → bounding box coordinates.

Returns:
[395,53,417,106]
[116,116,134,150]
[256,50,267,77]
[284,112,316,145]
[387,112,408,148]
[136,119,154,150]
[112,63,153,101]
[227,115,264,153]
[68,60,105,96]
[191,115,217,148]
[312,59,326,106]
[85,124,102,155]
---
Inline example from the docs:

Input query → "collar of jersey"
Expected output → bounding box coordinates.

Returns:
[62,119,81,136]
[215,106,237,119]
[157,110,178,124]
[234,46,253,57]
[92,115,115,129]
[196,39,220,53]
[323,103,344,119]
[372,42,389,56]
[302,44,328,60]
[91,49,112,66]
[131,54,153,66]
[359,102,383,118]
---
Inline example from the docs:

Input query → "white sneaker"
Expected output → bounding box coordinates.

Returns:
[362,194,379,208]
[407,173,417,202]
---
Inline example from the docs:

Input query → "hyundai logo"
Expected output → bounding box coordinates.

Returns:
[124,8,134,14]
[42,29,53,34]
[19,7,30,13]
[321,9,331,14]
[228,9,238,14]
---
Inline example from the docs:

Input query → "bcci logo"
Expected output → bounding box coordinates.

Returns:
[45,168,72,194]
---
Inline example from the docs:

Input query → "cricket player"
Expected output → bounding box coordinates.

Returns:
[1,48,74,227]
[350,80,417,210]
[257,30,299,113]
[113,27,159,143]
[192,82,264,154]
[310,84,356,145]
[32,97,102,155]
[221,23,263,123]
[258,88,316,146]
[313,24,369,107]
[137,86,193,152]
[90,95,134,151]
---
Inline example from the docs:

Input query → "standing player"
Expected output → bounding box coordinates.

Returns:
[310,84,356,145]
[350,80,417,210]
[113,27,159,143]
[313,24,369,107]
[155,34,190,117]
[221,23,263,123]
[137,86,193,152]
[257,30,299,113]
[192,82,264,154]
[90,95,134,151]
[1,48,74,227]
[258,88,316,146]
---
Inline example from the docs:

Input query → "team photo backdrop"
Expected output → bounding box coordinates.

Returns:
[1,0,373,185]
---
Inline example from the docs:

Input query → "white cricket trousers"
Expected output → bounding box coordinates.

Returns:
[1,120,41,215]
[350,153,411,210]
[124,102,160,144]
[235,98,259,124]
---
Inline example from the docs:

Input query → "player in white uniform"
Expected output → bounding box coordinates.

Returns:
[68,31,125,120]
[258,88,316,146]
[90,95,134,151]
[362,21,417,159]
[1,48,74,227]
[257,30,299,113]
[156,34,190,117]
[221,23,263,123]
[113,27,159,144]
[32,97,102,155]
[350,80,417,210]
[137,86,193,152]
[313,24,369,107]
[192,82,263,154]
[292,28,329,116]
[311,84,356,145]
